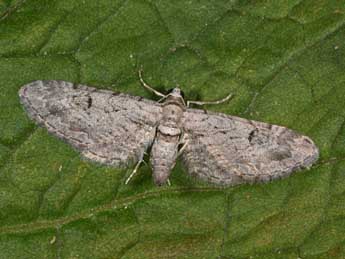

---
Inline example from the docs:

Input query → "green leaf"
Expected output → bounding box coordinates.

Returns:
[1,0,345,258]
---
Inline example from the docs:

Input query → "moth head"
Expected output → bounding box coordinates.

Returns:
[166,87,185,100]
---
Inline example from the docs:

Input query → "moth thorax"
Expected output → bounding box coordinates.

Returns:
[163,95,186,109]
[162,103,184,126]
[158,125,181,136]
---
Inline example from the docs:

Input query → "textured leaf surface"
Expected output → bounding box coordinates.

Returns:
[1,1,345,258]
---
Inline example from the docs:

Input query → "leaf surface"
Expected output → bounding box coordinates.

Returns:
[1,1,345,258]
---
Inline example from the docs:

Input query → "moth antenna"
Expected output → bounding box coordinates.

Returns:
[187,93,234,107]
[138,68,166,98]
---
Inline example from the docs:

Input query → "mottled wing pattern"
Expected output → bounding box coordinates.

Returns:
[181,109,319,185]
[19,80,162,166]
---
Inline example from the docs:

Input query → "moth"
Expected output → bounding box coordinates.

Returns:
[18,71,319,186]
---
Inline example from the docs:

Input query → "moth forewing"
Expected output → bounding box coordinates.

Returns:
[181,109,319,185]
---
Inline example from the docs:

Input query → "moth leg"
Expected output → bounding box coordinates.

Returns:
[187,93,234,107]
[177,140,189,157]
[167,179,171,186]
[138,68,166,98]
[125,159,145,184]
[157,95,169,103]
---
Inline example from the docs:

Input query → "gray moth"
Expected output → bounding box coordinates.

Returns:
[18,75,319,186]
